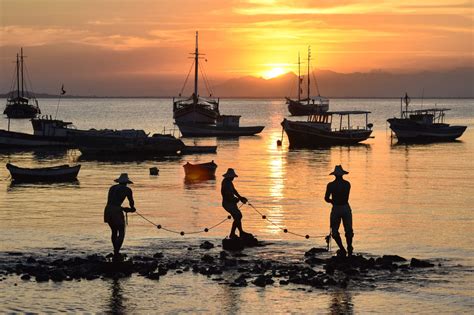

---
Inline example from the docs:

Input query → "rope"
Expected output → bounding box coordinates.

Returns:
[134,210,231,236]
[246,202,328,240]
[179,61,195,97]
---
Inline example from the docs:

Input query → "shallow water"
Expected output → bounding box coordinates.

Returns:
[0,98,473,313]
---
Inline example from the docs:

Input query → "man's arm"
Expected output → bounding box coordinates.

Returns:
[324,183,333,204]
[127,188,135,210]
[232,184,247,203]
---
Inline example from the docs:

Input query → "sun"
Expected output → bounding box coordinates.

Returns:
[262,67,286,79]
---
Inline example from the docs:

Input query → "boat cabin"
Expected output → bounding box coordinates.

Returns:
[308,110,372,132]
[31,116,74,138]
[403,108,450,125]
[216,115,240,127]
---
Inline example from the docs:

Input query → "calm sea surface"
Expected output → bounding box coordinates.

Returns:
[0,98,473,313]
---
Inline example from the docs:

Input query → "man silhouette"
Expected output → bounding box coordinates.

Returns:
[104,173,136,261]
[221,168,249,239]
[325,165,354,256]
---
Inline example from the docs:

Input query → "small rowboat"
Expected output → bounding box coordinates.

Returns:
[6,163,81,182]
[183,160,217,180]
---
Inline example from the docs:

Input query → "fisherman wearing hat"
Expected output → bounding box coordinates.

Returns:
[221,168,249,239]
[104,173,136,261]
[325,165,354,257]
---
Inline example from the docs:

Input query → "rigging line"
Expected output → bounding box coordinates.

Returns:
[311,70,321,96]
[23,63,36,99]
[8,62,17,96]
[246,203,326,239]
[199,63,213,97]
[179,60,195,96]
[200,61,214,96]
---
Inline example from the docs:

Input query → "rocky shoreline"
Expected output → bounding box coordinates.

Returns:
[0,240,438,290]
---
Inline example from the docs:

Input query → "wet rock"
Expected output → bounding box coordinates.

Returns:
[153,252,164,259]
[305,257,326,265]
[410,258,434,268]
[147,272,160,280]
[26,257,36,264]
[200,241,214,250]
[35,273,49,282]
[50,269,67,282]
[304,247,328,257]
[222,238,244,251]
[7,252,23,256]
[201,254,214,264]
[382,255,407,262]
[20,274,31,281]
[279,280,289,285]
[252,275,274,287]
[85,274,100,281]
[219,251,228,260]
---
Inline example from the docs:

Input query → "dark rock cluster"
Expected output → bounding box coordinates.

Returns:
[0,242,437,290]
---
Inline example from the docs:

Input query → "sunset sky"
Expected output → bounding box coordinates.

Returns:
[1,0,472,95]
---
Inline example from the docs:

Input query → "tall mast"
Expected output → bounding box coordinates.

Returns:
[16,53,20,99]
[307,46,311,104]
[20,48,24,97]
[297,52,301,101]
[194,31,199,102]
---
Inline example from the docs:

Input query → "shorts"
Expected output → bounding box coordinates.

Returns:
[330,204,353,237]
[222,202,242,220]
[104,205,125,226]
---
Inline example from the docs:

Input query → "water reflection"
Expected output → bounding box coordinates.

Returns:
[329,289,353,315]
[7,180,81,191]
[183,177,216,190]
[107,279,127,314]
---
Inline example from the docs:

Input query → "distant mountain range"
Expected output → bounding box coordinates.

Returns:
[1,68,473,98]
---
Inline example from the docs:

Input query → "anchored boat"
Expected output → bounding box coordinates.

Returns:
[173,32,264,137]
[3,48,41,119]
[183,160,217,180]
[286,47,329,116]
[387,93,467,143]
[281,111,373,148]
[6,163,81,182]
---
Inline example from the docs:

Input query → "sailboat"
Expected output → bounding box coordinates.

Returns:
[173,31,220,124]
[285,47,329,116]
[3,48,41,119]
[173,32,264,137]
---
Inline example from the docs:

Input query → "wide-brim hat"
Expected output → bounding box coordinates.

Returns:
[114,173,133,184]
[222,168,238,178]
[330,165,349,176]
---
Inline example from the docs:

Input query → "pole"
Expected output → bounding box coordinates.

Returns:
[297,52,301,102]
[20,48,24,97]
[194,31,199,104]
[16,53,20,99]
[307,46,311,105]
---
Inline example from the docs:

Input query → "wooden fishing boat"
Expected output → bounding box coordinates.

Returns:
[285,47,329,116]
[173,32,220,124]
[176,115,264,137]
[0,117,73,148]
[387,94,467,143]
[281,111,373,148]
[70,129,185,156]
[183,160,217,179]
[3,48,41,119]
[6,163,81,182]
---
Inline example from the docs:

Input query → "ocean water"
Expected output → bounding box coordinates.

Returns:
[0,98,473,313]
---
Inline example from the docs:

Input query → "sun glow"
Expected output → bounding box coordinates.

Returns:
[262,67,286,79]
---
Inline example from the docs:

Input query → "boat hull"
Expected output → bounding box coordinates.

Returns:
[183,161,217,180]
[176,123,264,137]
[173,105,219,124]
[287,99,329,116]
[282,119,372,148]
[4,104,41,119]
[0,130,69,148]
[6,163,80,182]
[70,132,185,156]
[387,118,467,143]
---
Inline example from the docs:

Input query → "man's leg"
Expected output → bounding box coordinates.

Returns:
[342,208,354,256]
[116,224,126,255]
[109,223,119,254]
[330,210,346,255]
